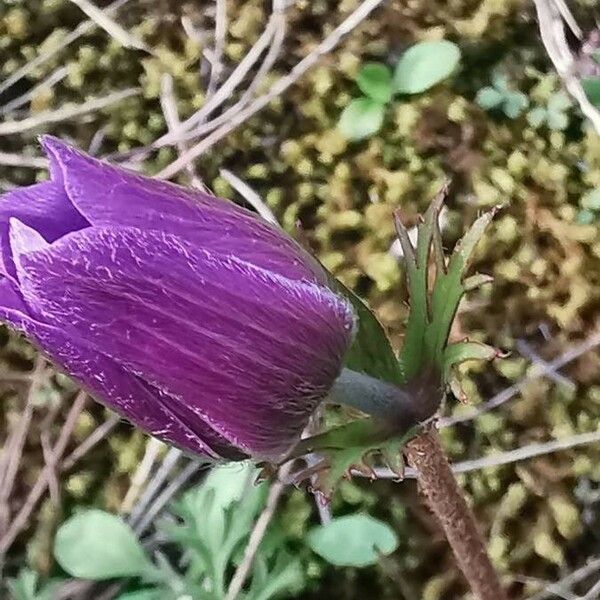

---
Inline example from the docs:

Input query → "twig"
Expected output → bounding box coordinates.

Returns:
[163,13,281,145]
[527,557,600,600]
[60,414,121,471]
[0,0,133,98]
[127,447,182,529]
[0,152,47,169]
[441,330,600,426]
[0,391,87,561]
[206,0,228,99]
[157,0,386,179]
[133,459,204,535]
[0,88,140,136]
[516,339,575,388]
[219,168,279,225]
[404,429,508,600]
[515,574,579,600]
[120,437,164,514]
[370,429,600,479]
[159,74,205,189]
[0,357,46,535]
[532,0,600,134]
[0,66,69,115]
[550,0,582,39]
[225,462,293,600]
[582,577,600,600]
[66,0,150,52]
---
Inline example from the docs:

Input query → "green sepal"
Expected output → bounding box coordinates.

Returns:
[443,341,505,379]
[328,275,404,385]
[292,421,416,498]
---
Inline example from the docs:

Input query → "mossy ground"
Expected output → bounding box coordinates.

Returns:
[1,0,599,598]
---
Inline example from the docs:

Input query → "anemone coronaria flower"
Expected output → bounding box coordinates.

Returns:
[0,137,355,461]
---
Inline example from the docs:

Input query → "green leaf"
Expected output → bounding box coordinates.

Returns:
[502,91,528,118]
[580,189,600,211]
[582,77,600,106]
[356,63,393,103]
[491,71,509,91]
[576,208,595,224]
[527,107,547,128]
[393,40,461,94]
[330,276,403,385]
[593,50,600,64]
[338,98,385,140]
[475,87,504,110]
[546,109,569,130]
[54,510,153,580]
[443,341,500,377]
[307,514,399,567]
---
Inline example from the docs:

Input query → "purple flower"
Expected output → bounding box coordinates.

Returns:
[0,137,355,461]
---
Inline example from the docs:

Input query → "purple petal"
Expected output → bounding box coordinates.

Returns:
[13,224,354,459]
[0,299,243,460]
[41,136,325,284]
[0,278,29,314]
[0,181,88,280]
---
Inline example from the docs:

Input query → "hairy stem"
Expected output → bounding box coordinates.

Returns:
[404,429,508,600]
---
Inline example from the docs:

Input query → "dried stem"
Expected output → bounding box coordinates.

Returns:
[67,0,150,52]
[157,0,386,179]
[225,462,293,600]
[0,391,88,562]
[532,0,600,133]
[0,88,139,136]
[404,429,508,600]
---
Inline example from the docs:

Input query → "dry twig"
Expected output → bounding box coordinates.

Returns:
[441,330,600,426]
[0,0,132,98]
[66,0,150,51]
[157,0,386,178]
[533,0,600,133]
[225,462,293,600]
[0,391,88,562]
[0,88,140,137]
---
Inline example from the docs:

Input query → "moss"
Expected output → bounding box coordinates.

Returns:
[2,0,600,595]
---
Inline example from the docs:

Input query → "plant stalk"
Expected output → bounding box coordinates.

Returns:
[404,428,508,600]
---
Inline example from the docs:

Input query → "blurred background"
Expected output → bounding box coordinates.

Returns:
[0,0,599,598]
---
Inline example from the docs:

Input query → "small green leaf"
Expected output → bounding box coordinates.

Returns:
[582,77,600,106]
[491,71,509,91]
[393,40,461,94]
[356,63,393,103]
[475,87,504,110]
[54,510,153,580]
[593,50,600,64]
[502,92,528,118]
[338,98,385,140]
[546,109,569,130]
[580,189,600,211]
[527,107,547,128]
[307,514,399,567]
[576,208,595,224]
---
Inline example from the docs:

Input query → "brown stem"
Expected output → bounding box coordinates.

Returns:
[404,429,508,600]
